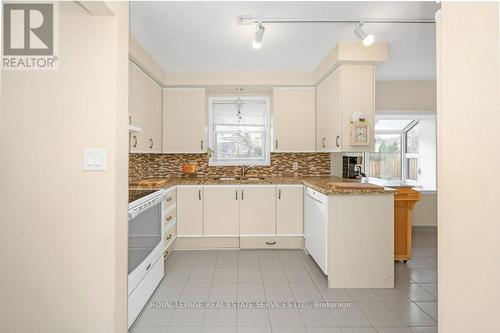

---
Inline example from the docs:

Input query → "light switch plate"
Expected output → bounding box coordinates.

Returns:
[83,148,106,171]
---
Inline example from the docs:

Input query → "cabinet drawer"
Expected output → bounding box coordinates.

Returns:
[164,208,177,227]
[164,222,177,249]
[240,236,303,249]
[163,191,177,209]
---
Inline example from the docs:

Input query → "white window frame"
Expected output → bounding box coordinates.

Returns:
[208,96,271,166]
[365,113,436,190]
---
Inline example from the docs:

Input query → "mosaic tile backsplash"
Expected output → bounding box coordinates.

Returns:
[129,153,331,181]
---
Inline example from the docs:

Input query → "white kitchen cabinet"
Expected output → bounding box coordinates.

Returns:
[176,186,203,237]
[129,62,162,153]
[203,185,239,237]
[276,185,304,236]
[315,64,375,152]
[316,67,341,152]
[239,185,276,236]
[272,87,316,152]
[163,88,206,153]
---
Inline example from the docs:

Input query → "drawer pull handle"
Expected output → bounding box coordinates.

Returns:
[166,216,172,221]
[132,135,137,148]
[146,263,151,271]
[266,241,276,246]
[322,138,326,148]
[166,197,172,202]
[166,234,172,240]
[164,251,169,258]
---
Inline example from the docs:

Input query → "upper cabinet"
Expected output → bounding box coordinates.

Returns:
[272,87,316,152]
[163,88,207,153]
[316,69,342,152]
[129,62,162,153]
[315,64,375,152]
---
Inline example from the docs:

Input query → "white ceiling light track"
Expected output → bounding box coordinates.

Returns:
[238,16,435,25]
[239,16,435,49]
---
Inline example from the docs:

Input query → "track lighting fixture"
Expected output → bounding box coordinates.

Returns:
[252,22,265,49]
[354,22,375,46]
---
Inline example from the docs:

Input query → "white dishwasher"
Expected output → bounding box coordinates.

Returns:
[304,187,328,274]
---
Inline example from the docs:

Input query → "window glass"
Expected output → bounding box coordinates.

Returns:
[367,134,402,180]
[405,123,420,181]
[209,97,270,165]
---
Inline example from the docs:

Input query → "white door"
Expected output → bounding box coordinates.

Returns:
[239,186,276,236]
[163,88,206,153]
[130,63,150,152]
[147,78,162,153]
[203,186,239,237]
[276,185,304,236]
[273,87,316,152]
[304,187,328,274]
[176,186,203,237]
[315,68,342,152]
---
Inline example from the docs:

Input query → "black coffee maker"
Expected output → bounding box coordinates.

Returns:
[342,155,364,179]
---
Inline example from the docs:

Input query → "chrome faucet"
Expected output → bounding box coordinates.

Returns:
[240,165,253,179]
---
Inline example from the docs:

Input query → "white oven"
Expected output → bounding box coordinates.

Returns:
[128,189,166,328]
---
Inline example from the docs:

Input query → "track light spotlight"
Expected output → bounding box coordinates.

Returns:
[252,22,265,49]
[354,22,375,46]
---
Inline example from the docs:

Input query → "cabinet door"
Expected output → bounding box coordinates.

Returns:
[276,185,304,236]
[130,63,150,152]
[340,64,375,152]
[273,87,316,152]
[163,88,206,153]
[315,68,342,152]
[203,186,239,237]
[240,186,276,236]
[176,186,203,237]
[147,78,162,153]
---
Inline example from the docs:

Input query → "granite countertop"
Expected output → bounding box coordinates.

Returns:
[129,175,393,195]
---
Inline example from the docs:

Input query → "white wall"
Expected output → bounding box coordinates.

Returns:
[437,3,500,332]
[413,192,437,226]
[0,2,129,332]
[376,80,436,112]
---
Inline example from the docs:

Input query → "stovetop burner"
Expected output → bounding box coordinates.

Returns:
[128,189,157,204]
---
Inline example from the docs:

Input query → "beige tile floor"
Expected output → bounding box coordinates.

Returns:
[130,227,437,333]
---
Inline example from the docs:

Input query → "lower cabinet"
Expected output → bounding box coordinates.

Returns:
[176,186,203,237]
[277,185,304,236]
[203,185,239,237]
[239,185,276,236]
[176,184,305,249]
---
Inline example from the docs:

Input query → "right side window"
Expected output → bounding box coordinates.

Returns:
[405,122,420,181]
[365,116,436,191]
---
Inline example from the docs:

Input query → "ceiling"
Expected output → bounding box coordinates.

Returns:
[130,1,439,80]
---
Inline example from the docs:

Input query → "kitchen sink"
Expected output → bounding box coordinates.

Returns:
[211,176,267,181]
[243,177,266,181]
[212,176,241,181]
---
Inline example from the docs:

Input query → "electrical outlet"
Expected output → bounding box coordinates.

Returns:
[292,162,299,171]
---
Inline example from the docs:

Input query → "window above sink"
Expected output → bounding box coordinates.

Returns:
[208,96,270,166]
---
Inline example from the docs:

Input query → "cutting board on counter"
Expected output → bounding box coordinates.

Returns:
[129,178,168,187]
[328,182,384,190]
